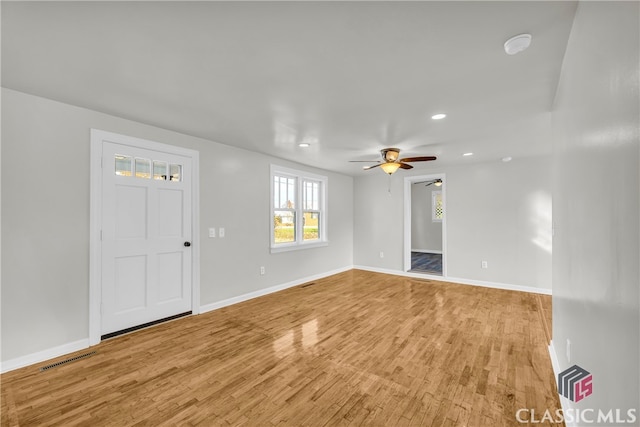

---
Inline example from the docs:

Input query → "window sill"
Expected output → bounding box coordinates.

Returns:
[270,241,329,254]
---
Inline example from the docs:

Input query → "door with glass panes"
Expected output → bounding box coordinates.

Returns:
[100,141,192,336]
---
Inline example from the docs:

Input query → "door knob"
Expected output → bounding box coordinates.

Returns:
[184,241,191,247]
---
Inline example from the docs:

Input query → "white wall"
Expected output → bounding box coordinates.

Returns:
[411,183,442,252]
[551,1,639,420]
[1,88,354,363]
[354,156,552,291]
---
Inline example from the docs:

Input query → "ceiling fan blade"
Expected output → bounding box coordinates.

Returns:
[399,163,413,170]
[414,179,441,186]
[363,163,382,170]
[398,156,437,163]
[349,160,379,162]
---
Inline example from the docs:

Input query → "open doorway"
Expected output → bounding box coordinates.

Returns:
[404,174,446,276]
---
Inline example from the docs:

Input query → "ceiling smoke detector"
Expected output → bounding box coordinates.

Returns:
[504,34,532,55]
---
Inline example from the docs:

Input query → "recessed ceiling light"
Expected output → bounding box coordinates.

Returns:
[431,113,447,120]
[298,143,310,148]
[502,156,513,162]
[504,34,532,55]
[463,152,473,156]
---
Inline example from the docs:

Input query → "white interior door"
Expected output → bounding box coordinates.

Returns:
[100,141,192,335]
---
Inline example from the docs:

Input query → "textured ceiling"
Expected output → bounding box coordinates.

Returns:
[1,1,577,175]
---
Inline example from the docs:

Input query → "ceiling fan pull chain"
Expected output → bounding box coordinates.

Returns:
[388,175,392,194]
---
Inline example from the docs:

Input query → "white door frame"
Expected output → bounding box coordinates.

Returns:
[89,129,200,346]
[403,173,447,276]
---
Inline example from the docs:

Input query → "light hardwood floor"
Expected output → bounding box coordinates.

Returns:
[1,270,561,426]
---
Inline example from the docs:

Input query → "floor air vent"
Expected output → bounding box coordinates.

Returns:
[300,282,316,288]
[40,351,96,372]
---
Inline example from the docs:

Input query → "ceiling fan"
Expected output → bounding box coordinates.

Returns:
[414,178,443,187]
[350,148,437,175]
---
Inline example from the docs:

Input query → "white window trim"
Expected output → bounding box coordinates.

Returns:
[270,165,328,253]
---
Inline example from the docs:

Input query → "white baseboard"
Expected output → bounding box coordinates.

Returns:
[200,265,353,314]
[1,339,90,374]
[445,275,552,295]
[548,340,562,386]
[353,265,552,295]
[411,249,443,254]
[548,340,576,427]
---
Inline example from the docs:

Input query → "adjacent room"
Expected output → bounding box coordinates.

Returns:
[1,1,638,426]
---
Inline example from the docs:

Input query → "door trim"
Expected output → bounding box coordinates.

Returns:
[89,129,200,346]
[403,173,447,275]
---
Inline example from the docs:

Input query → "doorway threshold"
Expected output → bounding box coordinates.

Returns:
[409,269,443,276]
[101,311,192,341]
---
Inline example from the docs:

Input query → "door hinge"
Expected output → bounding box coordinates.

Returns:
[100,230,103,241]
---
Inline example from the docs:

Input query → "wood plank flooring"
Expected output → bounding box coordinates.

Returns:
[1,270,562,426]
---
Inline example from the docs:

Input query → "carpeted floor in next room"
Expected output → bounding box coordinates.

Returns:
[410,251,443,275]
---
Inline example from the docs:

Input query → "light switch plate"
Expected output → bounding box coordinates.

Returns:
[208,228,216,238]
[219,227,225,238]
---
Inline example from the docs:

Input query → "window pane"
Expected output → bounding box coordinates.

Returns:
[115,155,132,176]
[274,175,295,209]
[274,210,296,243]
[135,158,151,179]
[303,212,319,241]
[153,161,167,180]
[433,191,443,221]
[303,180,319,210]
[170,164,182,182]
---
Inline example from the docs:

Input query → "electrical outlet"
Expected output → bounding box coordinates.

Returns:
[566,339,571,362]
[219,227,225,238]
[481,261,488,269]
[379,251,384,258]
[208,228,216,238]
[260,266,265,275]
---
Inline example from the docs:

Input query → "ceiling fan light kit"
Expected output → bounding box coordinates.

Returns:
[380,162,401,175]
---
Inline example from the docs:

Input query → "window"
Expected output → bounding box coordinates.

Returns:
[271,165,327,252]
[114,154,181,182]
[302,180,320,242]
[135,158,151,179]
[432,190,443,222]
[115,155,133,176]
[153,161,168,180]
